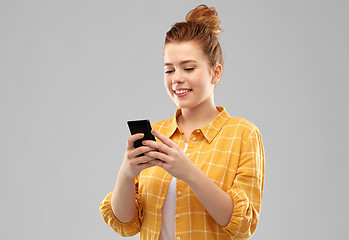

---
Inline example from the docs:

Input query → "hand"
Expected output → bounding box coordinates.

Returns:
[142,130,198,183]
[119,133,158,179]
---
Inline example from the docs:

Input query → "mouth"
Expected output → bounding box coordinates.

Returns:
[174,89,192,94]
[173,88,192,98]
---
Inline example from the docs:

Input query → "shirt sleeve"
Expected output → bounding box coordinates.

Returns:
[220,128,265,239]
[99,176,144,237]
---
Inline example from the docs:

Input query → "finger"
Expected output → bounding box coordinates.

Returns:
[142,140,171,155]
[151,130,178,148]
[137,161,155,170]
[127,133,144,149]
[144,150,170,162]
[131,146,157,158]
[148,159,166,168]
[135,155,156,165]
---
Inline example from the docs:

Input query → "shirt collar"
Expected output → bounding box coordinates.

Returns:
[165,106,230,143]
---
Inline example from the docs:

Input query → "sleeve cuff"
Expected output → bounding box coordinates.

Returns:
[219,189,258,239]
[100,191,142,237]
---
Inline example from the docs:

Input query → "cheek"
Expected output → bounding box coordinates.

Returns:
[164,76,171,88]
[191,74,207,89]
[164,77,173,94]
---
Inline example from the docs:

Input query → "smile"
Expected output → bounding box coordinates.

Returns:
[174,89,192,94]
[173,89,192,97]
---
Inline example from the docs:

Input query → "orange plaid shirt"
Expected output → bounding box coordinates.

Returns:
[100,106,265,239]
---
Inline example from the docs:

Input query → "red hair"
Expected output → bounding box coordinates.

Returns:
[165,4,224,68]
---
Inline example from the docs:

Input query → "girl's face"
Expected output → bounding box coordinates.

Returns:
[163,41,221,110]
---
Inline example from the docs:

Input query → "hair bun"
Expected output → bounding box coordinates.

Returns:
[185,4,222,35]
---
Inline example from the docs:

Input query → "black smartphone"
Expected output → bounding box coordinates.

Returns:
[127,119,156,148]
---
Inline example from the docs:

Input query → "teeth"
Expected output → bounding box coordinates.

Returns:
[175,89,191,94]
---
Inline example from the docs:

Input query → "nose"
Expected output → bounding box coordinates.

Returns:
[172,69,184,85]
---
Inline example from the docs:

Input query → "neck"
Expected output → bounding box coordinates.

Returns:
[179,98,220,128]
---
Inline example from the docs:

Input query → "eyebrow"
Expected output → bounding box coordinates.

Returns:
[164,59,198,67]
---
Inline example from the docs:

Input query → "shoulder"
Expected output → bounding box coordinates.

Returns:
[224,116,262,138]
[151,117,174,131]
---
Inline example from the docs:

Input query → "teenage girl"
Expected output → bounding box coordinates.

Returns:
[100,5,265,240]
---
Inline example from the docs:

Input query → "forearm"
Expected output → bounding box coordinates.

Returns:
[111,167,138,223]
[186,167,234,227]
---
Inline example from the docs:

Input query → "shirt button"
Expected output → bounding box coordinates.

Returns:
[177,191,181,196]
[177,237,181,240]
[196,130,200,133]
[192,137,196,141]
[176,214,179,218]
[186,153,190,157]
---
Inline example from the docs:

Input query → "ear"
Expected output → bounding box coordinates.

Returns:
[211,63,223,84]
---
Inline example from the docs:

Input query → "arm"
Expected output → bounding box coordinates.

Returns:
[220,129,265,238]
[99,133,156,236]
[111,133,156,222]
[110,168,137,223]
[185,165,234,226]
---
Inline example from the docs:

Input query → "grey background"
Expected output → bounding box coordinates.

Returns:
[1,0,348,239]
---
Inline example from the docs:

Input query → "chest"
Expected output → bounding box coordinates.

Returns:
[140,130,242,195]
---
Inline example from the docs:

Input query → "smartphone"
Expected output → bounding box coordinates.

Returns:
[127,119,156,148]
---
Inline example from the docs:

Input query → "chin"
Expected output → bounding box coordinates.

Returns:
[175,102,196,110]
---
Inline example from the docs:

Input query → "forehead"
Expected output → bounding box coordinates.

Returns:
[163,42,206,65]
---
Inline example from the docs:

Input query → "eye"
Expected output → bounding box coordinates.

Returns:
[184,68,195,71]
[165,70,174,74]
